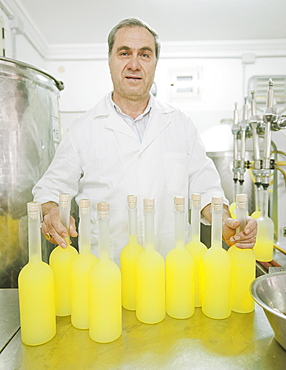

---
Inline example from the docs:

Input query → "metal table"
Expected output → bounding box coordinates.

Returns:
[0,289,286,369]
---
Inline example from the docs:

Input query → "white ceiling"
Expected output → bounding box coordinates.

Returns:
[18,0,286,45]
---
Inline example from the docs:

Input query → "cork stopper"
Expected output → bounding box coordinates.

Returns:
[27,201,40,212]
[27,202,41,219]
[144,198,154,213]
[212,196,223,211]
[79,199,90,214]
[59,193,70,202]
[236,193,247,209]
[191,193,201,208]
[97,201,109,219]
[59,193,70,208]
[80,199,90,208]
[127,195,137,209]
[174,196,184,212]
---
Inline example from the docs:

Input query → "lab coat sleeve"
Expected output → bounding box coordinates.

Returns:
[32,130,82,205]
[185,116,229,223]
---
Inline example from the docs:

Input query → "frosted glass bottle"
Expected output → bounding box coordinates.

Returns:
[120,195,144,311]
[49,193,78,316]
[186,193,207,307]
[18,202,56,345]
[228,194,255,313]
[136,198,165,324]
[89,202,122,343]
[253,187,274,262]
[166,197,195,319]
[70,199,98,329]
[202,196,232,319]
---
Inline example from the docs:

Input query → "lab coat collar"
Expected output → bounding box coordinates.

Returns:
[92,93,175,150]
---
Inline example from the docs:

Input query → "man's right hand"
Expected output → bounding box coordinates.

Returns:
[41,201,78,248]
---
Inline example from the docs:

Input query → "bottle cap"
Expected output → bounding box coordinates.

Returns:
[144,198,154,213]
[59,193,70,202]
[191,193,201,208]
[236,193,247,209]
[174,196,184,212]
[27,202,41,212]
[27,202,41,219]
[79,199,90,208]
[212,195,223,211]
[97,201,109,219]
[127,195,137,209]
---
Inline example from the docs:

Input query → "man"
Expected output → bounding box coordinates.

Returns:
[33,18,257,263]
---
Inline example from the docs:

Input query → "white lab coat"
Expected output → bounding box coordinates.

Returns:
[33,93,227,264]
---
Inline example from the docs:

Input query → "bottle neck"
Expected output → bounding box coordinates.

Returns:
[211,206,222,249]
[128,207,138,237]
[59,199,71,245]
[190,204,201,243]
[79,208,91,255]
[28,214,42,263]
[144,209,155,251]
[261,188,269,218]
[98,217,110,261]
[254,185,261,212]
[236,203,247,232]
[175,208,185,248]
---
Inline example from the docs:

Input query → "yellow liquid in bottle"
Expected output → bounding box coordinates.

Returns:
[49,244,78,316]
[18,261,56,346]
[166,246,195,319]
[253,218,274,262]
[70,252,98,329]
[89,259,122,343]
[251,210,261,219]
[229,202,236,219]
[228,246,255,313]
[202,247,231,319]
[186,239,207,307]
[136,248,165,324]
[120,235,144,311]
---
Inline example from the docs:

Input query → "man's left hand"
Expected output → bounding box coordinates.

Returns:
[222,216,257,249]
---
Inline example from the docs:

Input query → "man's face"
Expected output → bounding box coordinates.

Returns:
[109,26,157,103]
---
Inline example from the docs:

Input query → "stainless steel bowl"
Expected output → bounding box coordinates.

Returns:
[251,272,286,350]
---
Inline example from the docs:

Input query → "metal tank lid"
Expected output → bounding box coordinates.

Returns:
[0,56,64,91]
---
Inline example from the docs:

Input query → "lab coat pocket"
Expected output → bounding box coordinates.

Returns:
[164,152,189,197]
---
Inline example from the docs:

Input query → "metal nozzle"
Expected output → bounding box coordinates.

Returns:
[267,79,274,108]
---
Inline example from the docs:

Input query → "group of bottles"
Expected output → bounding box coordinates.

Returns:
[18,192,257,347]
[121,193,256,324]
[18,194,121,346]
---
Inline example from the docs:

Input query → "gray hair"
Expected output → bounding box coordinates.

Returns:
[108,18,161,60]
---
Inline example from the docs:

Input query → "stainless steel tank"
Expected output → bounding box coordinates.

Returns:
[0,57,64,288]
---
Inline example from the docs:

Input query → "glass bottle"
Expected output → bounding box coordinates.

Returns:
[251,185,261,219]
[253,187,274,261]
[70,199,98,329]
[202,196,232,319]
[228,194,255,313]
[49,193,78,316]
[136,198,165,324]
[120,195,144,311]
[18,202,56,345]
[186,193,207,307]
[166,196,195,319]
[89,202,122,343]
